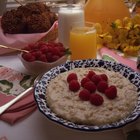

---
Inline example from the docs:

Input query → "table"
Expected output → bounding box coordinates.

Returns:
[0,53,139,140]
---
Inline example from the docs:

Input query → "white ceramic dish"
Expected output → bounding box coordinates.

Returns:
[19,53,67,75]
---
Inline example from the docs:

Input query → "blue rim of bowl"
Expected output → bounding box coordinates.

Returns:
[34,59,140,131]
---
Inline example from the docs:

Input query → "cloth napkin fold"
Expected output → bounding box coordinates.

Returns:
[0,66,37,125]
[99,47,140,73]
[0,91,37,125]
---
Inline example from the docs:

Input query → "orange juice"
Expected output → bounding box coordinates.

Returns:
[70,26,97,60]
[84,0,130,31]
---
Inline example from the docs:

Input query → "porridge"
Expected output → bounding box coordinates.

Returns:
[46,67,138,125]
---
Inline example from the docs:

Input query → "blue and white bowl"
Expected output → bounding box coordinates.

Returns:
[34,59,140,131]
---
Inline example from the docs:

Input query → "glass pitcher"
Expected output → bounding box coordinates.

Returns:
[84,0,130,31]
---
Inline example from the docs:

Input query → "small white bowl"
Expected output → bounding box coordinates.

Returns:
[19,53,67,75]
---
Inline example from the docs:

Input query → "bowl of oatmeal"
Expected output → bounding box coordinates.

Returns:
[34,59,140,131]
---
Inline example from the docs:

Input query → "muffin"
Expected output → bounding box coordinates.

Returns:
[26,13,51,33]
[1,9,26,34]
[1,2,57,34]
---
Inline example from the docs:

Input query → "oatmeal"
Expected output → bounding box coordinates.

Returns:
[46,67,138,125]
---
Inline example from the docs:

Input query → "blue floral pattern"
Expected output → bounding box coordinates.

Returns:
[34,59,140,131]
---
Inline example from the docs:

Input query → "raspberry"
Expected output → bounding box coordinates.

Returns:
[81,77,90,87]
[46,52,53,62]
[58,45,65,52]
[69,80,80,92]
[53,47,61,55]
[23,42,66,63]
[32,51,42,59]
[79,89,91,101]
[86,70,96,80]
[59,51,65,57]
[105,85,117,99]
[83,81,96,93]
[90,93,104,106]
[97,81,108,93]
[22,53,35,62]
[56,42,63,47]
[37,41,47,48]
[24,46,31,51]
[100,74,108,82]
[52,55,60,61]
[91,74,102,85]
[40,46,49,54]
[67,73,78,83]
[47,42,55,48]
[27,43,36,50]
[38,54,47,62]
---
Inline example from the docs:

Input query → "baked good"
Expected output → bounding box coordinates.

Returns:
[26,13,51,33]
[46,67,138,125]
[1,9,26,34]
[1,2,57,34]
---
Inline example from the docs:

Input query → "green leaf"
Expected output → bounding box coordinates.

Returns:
[102,54,117,62]
[20,75,35,89]
[111,22,117,29]
[65,48,72,56]
[0,80,13,93]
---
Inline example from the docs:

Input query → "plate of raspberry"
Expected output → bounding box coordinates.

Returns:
[34,59,140,131]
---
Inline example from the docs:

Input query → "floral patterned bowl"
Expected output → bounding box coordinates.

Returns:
[34,59,140,131]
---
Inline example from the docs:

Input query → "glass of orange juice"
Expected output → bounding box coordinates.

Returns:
[69,22,97,60]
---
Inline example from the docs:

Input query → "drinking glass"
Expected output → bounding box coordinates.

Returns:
[58,4,84,48]
[69,22,97,60]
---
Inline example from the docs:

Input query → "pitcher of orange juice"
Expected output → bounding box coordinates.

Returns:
[84,0,130,31]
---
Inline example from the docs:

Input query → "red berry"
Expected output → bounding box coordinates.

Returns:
[22,42,66,63]
[40,46,49,54]
[56,42,63,47]
[51,47,61,55]
[22,53,35,62]
[38,54,47,62]
[69,80,80,92]
[46,52,53,62]
[67,73,78,83]
[100,74,108,82]
[97,81,108,93]
[52,55,60,62]
[37,42,47,48]
[91,74,102,85]
[32,51,42,59]
[59,51,65,57]
[81,77,90,87]
[46,42,54,48]
[58,46,65,52]
[27,43,36,50]
[83,81,96,93]
[86,70,96,80]
[79,89,91,101]
[105,85,117,99]
[90,93,104,106]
